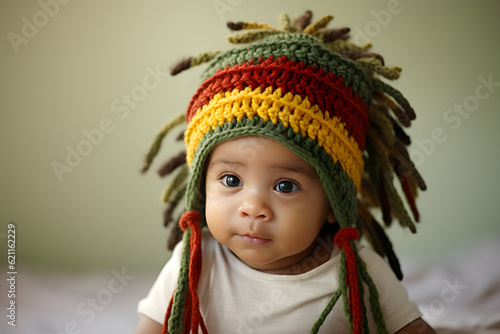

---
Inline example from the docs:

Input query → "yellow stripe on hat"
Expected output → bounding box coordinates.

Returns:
[185,86,364,189]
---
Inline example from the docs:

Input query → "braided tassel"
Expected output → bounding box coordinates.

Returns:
[398,172,420,222]
[303,14,334,35]
[161,165,189,204]
[227,30,281,44]
[334,227,363,334]
[311,289,342,333]
[317,27,350,42]
[181,211,206,333]
[356,57,402,80]
[163,186,186,227]
[171,51,221,75]
[142,114,186,173]
[158,152,186,177]
[358,201,403,280]
[277,13,293,32]
[166,229,191,333]
[355,250,389,334]
[327,39,372,53]
[226,21,275,31]
[292,10,312,32]
[163,294,175,334]
[373,80,416,121]
[164,211,207,334]
[378,170,393,226]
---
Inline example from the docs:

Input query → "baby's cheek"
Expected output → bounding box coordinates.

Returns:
[204,180,219,198]
[205,196,230,224]
[204,200,217,221]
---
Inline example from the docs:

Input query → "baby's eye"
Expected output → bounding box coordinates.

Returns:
[221,175,242,187]
[274,181,299,193]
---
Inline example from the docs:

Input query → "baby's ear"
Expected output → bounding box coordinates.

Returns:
[327,210,336,224]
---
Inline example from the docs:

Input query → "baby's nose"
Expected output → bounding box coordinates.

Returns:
[237,192,273,221]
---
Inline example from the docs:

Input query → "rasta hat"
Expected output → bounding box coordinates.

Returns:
[142,11,426,334]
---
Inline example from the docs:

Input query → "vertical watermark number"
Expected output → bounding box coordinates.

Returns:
[6,223,17,326]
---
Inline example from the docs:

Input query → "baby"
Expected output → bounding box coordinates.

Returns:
[135,11,435,334]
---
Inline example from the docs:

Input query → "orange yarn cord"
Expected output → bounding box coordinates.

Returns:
[162,295,174,334]
[178,210,207,334]
[334,227,362,334]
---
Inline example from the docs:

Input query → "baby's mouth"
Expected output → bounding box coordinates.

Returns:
[238,234,271,245]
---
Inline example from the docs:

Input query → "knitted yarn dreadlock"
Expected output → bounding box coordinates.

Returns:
[142,10,426,334]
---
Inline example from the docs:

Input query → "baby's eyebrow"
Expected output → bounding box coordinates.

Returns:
[270,164,317,179]
[208,159,245,169]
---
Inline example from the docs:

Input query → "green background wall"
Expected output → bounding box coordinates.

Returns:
[1,0,499,273]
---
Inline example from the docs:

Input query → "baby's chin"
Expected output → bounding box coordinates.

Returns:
[233,251,306,273]
[229,249,283,269]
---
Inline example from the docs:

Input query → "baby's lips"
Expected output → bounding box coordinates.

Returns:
[238,234,272,245]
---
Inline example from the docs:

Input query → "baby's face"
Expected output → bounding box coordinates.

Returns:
[204,135,334,273]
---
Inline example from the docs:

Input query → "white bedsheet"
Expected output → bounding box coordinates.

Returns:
[401,237,500,333]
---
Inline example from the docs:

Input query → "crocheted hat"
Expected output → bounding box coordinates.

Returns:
[142,11,426,334]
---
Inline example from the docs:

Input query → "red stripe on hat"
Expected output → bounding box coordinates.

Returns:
[186,56,368,149]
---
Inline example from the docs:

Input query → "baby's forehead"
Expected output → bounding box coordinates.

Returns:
[208,135,319,175]
[210,135,299,159]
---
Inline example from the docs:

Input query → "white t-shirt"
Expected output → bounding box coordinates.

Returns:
[138,228,421,333]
